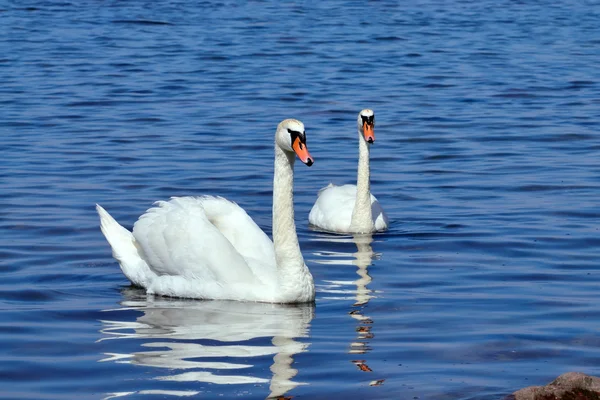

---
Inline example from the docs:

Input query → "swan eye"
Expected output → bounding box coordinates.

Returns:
[361,115,375,125]
[287,128,306,143]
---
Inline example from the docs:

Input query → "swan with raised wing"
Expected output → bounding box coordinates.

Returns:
[309,109,388,233]
[96,119,315,303]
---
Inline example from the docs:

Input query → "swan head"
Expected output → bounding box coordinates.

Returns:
[357,109,375,144]
[276,119,314,166]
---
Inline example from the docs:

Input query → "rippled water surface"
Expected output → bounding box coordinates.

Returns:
[2,1,600,399]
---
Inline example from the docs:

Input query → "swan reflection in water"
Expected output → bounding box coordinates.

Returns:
[98,289,314,399]
[310,232,384,385]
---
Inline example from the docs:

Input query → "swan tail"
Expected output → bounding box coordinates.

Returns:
[96,204,154,288]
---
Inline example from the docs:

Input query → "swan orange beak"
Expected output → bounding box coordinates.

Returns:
[363,122,375,144]
[292,136,313,166]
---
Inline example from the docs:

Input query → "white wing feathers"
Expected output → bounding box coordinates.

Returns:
[96,204,156,288]
[309,185,358,232]
[132,197,275,285]
[308,185,388,233]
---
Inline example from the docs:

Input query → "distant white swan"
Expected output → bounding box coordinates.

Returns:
[309,109,388,233]
[97,119,316,303]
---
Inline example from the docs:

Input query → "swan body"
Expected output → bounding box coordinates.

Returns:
[309,109,388,233]
[97,119,315,303]
[308,184,387,233]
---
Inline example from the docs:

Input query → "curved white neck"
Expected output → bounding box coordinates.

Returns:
[350,132,374,232]
[272,146,313,299]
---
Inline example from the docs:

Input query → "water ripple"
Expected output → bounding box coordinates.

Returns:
[2,0,600,399]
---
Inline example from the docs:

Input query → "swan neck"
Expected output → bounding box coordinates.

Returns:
[351,134,374,232]
[272,146,312,299]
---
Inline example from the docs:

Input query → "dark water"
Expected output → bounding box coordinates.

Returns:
[2,1,600,399]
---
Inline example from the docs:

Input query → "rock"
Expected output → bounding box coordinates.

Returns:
[507,372,600,400]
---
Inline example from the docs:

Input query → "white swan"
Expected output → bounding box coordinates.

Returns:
[96,119,315,303]
[308,109,388,233]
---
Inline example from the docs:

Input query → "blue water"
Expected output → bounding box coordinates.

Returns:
[2,1,600,399]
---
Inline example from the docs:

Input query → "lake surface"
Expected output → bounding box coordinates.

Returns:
[2,1,600,399]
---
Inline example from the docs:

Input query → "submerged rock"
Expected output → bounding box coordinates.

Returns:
[507,372,600,400]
